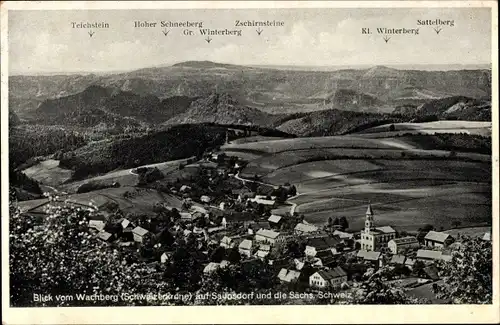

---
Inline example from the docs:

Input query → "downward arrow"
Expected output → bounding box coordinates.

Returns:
[383,36,390,43]
[205,36,212,43]
[88,31,95,37]
[163,29,170,36]
[434,26,443,34]
[256,27,263,35]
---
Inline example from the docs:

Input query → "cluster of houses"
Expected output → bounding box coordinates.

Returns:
[20,150,492,297]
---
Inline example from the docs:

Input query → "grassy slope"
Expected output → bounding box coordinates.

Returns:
[223,134,491,231]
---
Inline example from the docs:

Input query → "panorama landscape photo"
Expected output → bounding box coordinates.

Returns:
[7,7,493,306]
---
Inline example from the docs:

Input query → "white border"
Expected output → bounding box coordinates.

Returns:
[1,1,499,324]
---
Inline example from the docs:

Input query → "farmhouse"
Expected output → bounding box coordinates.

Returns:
[220,236,234,248]
[389,254,406,266]
[255,244,271,259]
[357,250,383,268]
[160,252,172,263]
[424,231,454,248]
[89,220,106,231]
[132,226,149,243]
[482,232,492,241]
[309,267,347,289]
[387,236,420,254]
[238,239,253,257]
[304,236,342,257]
[294,222,319,235]
[333,230,354,240]
[97,231,113,242]
[255,229,284,246]
[278,268,301,283]
[268,214,283,228]
[203,262,220,274]
[248,197,276,206]
[360,204,396,251]
[416,249,452,263]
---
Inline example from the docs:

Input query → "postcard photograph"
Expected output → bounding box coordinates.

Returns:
[2,1,498,323]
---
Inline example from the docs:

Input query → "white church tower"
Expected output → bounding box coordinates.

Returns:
[364,203,375,233]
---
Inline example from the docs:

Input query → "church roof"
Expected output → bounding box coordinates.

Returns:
[366,204,373,215]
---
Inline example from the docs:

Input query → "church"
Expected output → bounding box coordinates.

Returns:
[360,204,396,251]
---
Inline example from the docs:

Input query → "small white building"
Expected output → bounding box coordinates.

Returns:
[424,231,454,248]
[255,229,284,246]
[248,198,276,206]
[89,220,105,231]
[278,268,301,283]
[132,226,149,243]
[203,262,220,274]
[387,236,420,254]
[309,267,347,289]
[294,223,319,235]
[200,195,211,203]
[416,249,452,263]
[255,244,271,259]
[238,239,253,257]
[220,236,234,248]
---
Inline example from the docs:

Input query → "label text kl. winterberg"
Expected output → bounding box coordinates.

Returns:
[376,27,420,35]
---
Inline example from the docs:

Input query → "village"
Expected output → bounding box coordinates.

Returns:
[22,149,493,304]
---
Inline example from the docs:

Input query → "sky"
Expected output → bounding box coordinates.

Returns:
[8,7,493,74]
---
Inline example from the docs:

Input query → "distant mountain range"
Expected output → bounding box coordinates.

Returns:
[10,60,491,116]
[9,60,491,134]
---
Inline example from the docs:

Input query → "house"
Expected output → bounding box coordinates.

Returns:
[97,231,113,242]
[416,249,452,263]
[160,252,172,263]
[423,265,440,281]
[268,214,283,228]
[357,250,383,268]
[309,267,347,289]
[482,232,491,241]
[360,204,396,251]
[132,226,149,243]
[203,262,220,274]
[293,258,305,271]
[248,221,271,235]
[424,231,454,248]
[255,244,271,259]
[255,229,285,246]
[278,268,301,283]
[179,185,191,192]
[387,236,420,254]
[117,218,131,229]
[89,220,106,231]
[200,195,211,203]
[220,236,234,248]
[294,223,319,235]
[405,258,416,270]
[333,230,354,240]
[314,250,336,267]
[304,236,342,257]
[248,197,276,206]
[389,254,406,266]
[183,229,192,237]
[238,239,253,257]
[179,212,193,221]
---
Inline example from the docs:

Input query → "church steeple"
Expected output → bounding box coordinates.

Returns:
[364,203,375,232]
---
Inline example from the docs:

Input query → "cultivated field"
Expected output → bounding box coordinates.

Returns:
[224,135,492,232]
[22,159,73,186]
[357,121,492,137]
[17,186,183,217]
[60,157,194,193]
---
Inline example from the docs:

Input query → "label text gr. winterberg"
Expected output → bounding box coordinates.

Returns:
[71,22,109,28]
[199,29,242,36]
[376,27,419,35]
[235,20,285,27]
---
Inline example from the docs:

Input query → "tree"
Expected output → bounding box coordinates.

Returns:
[339,216,349,230]
[433,236,492,304]
[9,196,167,307]
[327,217,333,227]
[333,218,340,226]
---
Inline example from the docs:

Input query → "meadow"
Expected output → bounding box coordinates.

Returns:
[224,133,492,232]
